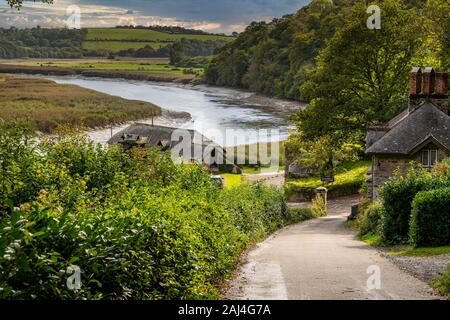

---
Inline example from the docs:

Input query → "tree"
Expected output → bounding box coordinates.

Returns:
[423,0,450,71]
[285,131,362,176]
[296,0,424,147]
[6,0,52,9]
[169,42,185,66]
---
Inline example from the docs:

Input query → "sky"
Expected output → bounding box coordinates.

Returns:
[0,0,310,34]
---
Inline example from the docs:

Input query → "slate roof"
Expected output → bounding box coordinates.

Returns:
[108,123,224,161]
[366,101,450,155]
[108,123,213,146]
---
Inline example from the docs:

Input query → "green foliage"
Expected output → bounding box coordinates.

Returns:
[86,28,230,58]
[285,132,363,177]
[432,157,450,178]
[357,202,384,237]
[0,75,161,133]
[170,42,185,65]
[205,1,347,99]
[86,28,231,43]
[410,188,450,247]
[431,264,450,298]
[286,207,316,223]
[286,161,370,200]
[297,0,424,146]
[0,26,229,59]
[360,233,383,246]
[379,164,449,244]
[220,174,242,189]
[311,192,327,217]
[389,246,450,257]
[0,123,291,299]
[422,0,450,71]
[0,27,85,59]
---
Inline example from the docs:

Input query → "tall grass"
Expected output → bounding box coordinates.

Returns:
[0,75,161,133]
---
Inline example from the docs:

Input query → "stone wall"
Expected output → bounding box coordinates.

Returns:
[367,146,449,200]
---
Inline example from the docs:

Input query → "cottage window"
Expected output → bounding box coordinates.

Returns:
[421,149,438,168]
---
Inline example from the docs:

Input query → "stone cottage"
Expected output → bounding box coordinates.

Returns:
[365,67,449,200]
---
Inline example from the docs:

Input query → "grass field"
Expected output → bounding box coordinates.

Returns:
[0,58,201,82]
[86,28,232,42]
[83,41,166,51]
[285,161,371,200]
[84,28,233,53]
[0,75,161,133]
[0,58,197,72]
[287,161,370,189]
[388,246,450,257]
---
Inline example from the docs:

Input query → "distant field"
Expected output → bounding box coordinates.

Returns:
[0,58,202,82]
[0,75,161,133]
[84,28,233,53]
[83,41,166,51]
[86,28,232,42]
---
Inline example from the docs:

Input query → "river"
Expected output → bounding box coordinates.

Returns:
[45,76,303,147]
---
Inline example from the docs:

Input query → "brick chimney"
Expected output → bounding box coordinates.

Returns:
[409,67,448,114]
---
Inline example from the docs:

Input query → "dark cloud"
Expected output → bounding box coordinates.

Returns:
[81,0,309,24]
[0,0,310,32]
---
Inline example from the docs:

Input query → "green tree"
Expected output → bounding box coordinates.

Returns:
[296,0,424,146]
[285,131,362,176]
[169,42,185,66]
[423,0,450,71]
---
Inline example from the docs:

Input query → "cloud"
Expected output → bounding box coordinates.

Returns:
[0,0,310,33]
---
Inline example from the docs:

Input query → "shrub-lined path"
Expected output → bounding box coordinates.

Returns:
[225,196,440,300]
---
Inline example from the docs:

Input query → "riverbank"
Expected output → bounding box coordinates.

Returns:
[0,58,198,84]
[44,76,303,146]
[0,74,162,133]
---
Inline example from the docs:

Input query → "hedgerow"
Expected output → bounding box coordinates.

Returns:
[0,122,294,299]
[410,188,450,247]
[357,202,384,237]
[378,166,447,244]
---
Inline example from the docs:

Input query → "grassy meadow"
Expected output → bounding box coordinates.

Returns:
[83,41,166,51]
[0,57,201,82]
[0,75,161,133]
[285,161,371,200]
[0,58,203,82]
[82,28,232,53]
[85,27,231,42]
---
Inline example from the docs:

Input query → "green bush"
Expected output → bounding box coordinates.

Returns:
[0,124,291,300]
[379,166,446,244]
[431,264,450,298]
[286,207,315,223]
[357,202,384,237]
[410,188,450,247]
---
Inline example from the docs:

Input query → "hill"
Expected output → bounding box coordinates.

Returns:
[0,27,233,59]
[83,27,233,54]
[204,0,447,101]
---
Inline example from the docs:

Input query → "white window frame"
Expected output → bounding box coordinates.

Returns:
[421,149,438,168]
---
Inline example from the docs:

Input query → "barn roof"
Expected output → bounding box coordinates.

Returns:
[108,123,216,147]
[366,101,450,155]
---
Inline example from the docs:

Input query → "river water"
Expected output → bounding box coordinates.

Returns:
[45,76,302,147]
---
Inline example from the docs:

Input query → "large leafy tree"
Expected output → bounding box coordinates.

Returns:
[6,0,52,9]
[424,0,450,70]
[296,0,424,146]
